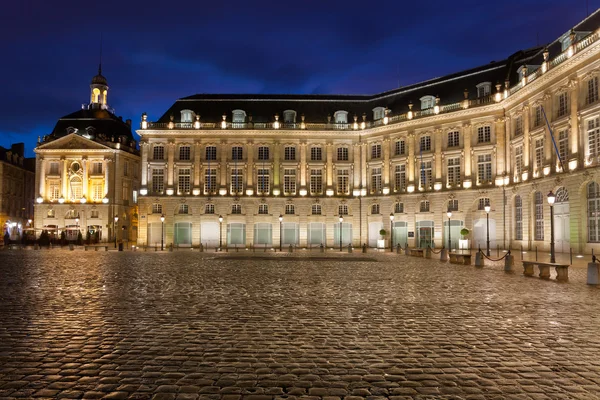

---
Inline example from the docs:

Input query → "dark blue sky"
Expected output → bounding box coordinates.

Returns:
[0,0,595,157]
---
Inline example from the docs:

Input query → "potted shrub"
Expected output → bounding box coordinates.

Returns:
[459,228,470,250]
[378,229,387,249]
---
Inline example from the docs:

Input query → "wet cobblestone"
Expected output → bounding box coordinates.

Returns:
[0,250,599,399]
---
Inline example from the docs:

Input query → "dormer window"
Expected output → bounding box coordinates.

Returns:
[419,96,435,110]
[180,109,193,123]
[334,110,348,124]
[232,109,246,123]
[372,107,385,121]
[476,82,491,98]
[559,30,591,51]
[283,110,296,123]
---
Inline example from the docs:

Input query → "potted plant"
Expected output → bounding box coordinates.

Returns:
[459,228,470,250]
[378,229,387,249]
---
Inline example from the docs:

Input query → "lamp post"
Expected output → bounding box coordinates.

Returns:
[484,201,491,256]
[279,214,283,251]
[389,213,394,251]
[446,210,452,251]
[547,191,556,263]
[114,216,119,248]
[218,215,223,251]
[339,215,343,252]
[160,214,165,251]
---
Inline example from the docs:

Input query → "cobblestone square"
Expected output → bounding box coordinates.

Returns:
[0,250,599,399]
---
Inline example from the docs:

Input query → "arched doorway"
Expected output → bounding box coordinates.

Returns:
[554,187,570,252]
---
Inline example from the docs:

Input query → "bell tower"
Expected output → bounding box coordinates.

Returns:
[90,64,108,109]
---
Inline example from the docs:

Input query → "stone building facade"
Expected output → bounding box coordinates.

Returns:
[33,68,140,245]
[0,143,35,242]
[137,12,600,254]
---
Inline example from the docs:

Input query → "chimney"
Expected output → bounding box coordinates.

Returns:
[126,119,132,127]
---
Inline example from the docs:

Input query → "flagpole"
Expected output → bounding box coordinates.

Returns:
[541,105,566,173]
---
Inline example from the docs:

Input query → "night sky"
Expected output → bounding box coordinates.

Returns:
[0,0,595,157]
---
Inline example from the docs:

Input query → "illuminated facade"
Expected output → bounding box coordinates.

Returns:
[0,143,35,242]
[33,68,140,244]
[137,12,600,253]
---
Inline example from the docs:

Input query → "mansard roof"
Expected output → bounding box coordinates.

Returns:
[156,10,600,125]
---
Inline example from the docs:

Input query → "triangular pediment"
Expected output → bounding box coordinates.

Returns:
[36,133,112,152]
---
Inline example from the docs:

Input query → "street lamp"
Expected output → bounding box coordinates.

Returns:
[160,214,165,251]
[446,210,452,251]
[114,216,119,248]
[339,215,343,252]
[484,201,491,256]
[389,213,395,252]
[218,215,223,251]
[279,214,283,251]
[547,191,556,263]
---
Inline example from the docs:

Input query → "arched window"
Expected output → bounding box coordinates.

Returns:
[334,110,348,124]
[534,192,544,241]
[69,176,82,201]
[65,209,79,219]
[283,110,296,123]
[232,109,246,123]
[371,204,380,214]
[588,182,600,242]
[180,109,193,123]
[312,204,322,215]
[420,95,435,110]
[515,195,523,240]
[372,107,385,120]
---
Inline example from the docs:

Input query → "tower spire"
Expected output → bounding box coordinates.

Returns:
[98,33,103,75]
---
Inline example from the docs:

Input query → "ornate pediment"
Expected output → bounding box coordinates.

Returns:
[37,133,111,151]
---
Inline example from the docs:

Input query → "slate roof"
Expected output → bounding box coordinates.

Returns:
[156,10,600,125]
[48,108,135,143]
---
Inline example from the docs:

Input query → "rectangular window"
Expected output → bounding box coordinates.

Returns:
[588,76,599,104]
[152,203,163,214]
[49,182,60,200]
[284,146,296,161]
[284,169,296,195]
[515,145,523,177]
[558,130,568,168]
[178,168,191,194]
[394,140,406,156]
[514,116,523,137]
[92,183,103,201]
[258,146,269,161]
[179,146,191,160]
[153,145,165,160]
[371,144,382,159]
[312,204,321,215]
[152,168,164,193]
[258,204,268,215]
[310,169,322,195]
[231,168,243,194]
[310,147,322,161]
[338,205,348,215]
[371,167,382,193]
[231,146,243,161]
[515,196,523,241]
[535,192,544,241]
[394,164,406,192]
[533,105,543,127]
[92,162,103,174]
[91,210,99,218]
[123,161,129,177]
[337,170,349,195]
[447,157,461,187]
[205,204,215,214]
[232,204,242,214]
[205,146,217,161]
[49,162,59,175]
[204,168,217,194]
[47,209,55,218]
[179,204,189,214]
[419,161,432,189]
[447,131,459,148]
[477,126,491,143]
[285,204,295,215]
[337,147,349,161]
[588,117,600,159]
[394,202,404,213]
[535,138,544,171]
[257,169,270,194]
[420,201,430,212]
[477,154,492,184]
[557,92,569,118]
[419,136,431,152]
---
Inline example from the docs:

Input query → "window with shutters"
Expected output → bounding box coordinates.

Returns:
[394,164,406,192]
[310,169,322,195]
[283,169,296,195]
[534,191,544,241]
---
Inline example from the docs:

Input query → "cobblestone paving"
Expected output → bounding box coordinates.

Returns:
[0,250,600,399]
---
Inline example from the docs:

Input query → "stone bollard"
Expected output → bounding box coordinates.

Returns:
[440,248,448,261]
[504,254,514,273]
[587,262,599,285]
[348,244,353,253]
[396,243,401,254]
[288,244,293,253]
[320,244,324,253]
[362,243,367,253]
[425,247,431,259]
[200,243,204,252]
[475,251,484,267]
